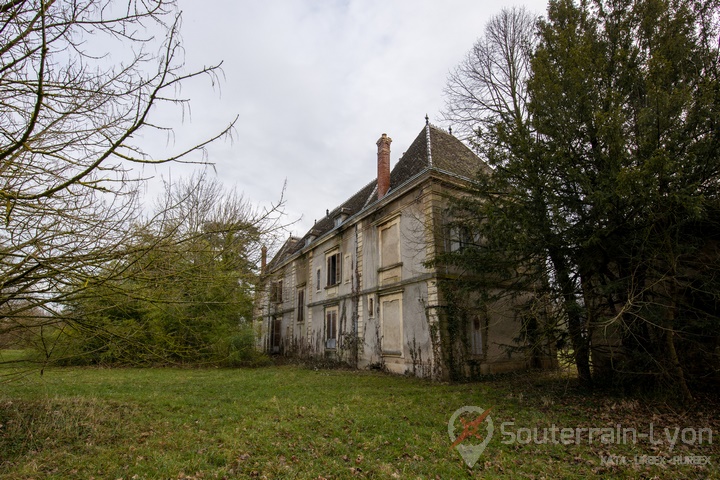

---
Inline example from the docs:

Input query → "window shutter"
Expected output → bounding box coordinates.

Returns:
[335,253,341,284]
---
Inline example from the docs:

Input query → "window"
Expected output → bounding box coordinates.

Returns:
[380,293,402,354]
[368,296,375,318]
[295,257,308,285]
[270,280,283,303]
[448,224,479,252]
[316,268,321,292]
[470,316,483,355]
[325,306,338,349]
[270,316,281,352]
[326,251,341,287]
[297,289,305,323]
[379,221,400,267]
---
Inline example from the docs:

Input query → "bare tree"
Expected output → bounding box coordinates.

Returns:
[0,0,236,365]
[442,6,537,150]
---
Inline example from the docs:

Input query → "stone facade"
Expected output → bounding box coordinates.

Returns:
[254,121,553,379]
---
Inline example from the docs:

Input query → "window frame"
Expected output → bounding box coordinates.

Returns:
[379,292,403,356]
[270,280,283,303]
[325,305,339,350]
[296,288,305,323]
[378,218,401,268]
[470,316,483,355]
[326,251,341,287]
[447,223,481,252]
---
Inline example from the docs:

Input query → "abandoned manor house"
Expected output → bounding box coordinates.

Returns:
[254,119,555,379]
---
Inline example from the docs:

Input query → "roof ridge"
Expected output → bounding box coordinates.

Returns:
[425,121,433,167]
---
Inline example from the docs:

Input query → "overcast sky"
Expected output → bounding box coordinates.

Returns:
[142,0,549,238]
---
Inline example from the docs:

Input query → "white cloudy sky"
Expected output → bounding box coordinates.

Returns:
[140,0,549,238]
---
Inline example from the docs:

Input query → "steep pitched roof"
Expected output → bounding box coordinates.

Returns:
[390,122,489,189]
[268,122,487,268]
[266,236,302,271]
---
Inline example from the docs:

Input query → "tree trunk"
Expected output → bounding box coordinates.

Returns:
[549,248,592,386]
[664,328,693,405]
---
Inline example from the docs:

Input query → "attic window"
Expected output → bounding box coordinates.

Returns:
[334,207,351,228]
[306,228,322,247]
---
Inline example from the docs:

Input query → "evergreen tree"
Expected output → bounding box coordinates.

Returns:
[442,0,720,400]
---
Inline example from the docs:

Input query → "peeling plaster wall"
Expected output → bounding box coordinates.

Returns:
[254,172,552,379]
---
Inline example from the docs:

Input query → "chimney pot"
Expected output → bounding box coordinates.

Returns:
[377,133,392,199]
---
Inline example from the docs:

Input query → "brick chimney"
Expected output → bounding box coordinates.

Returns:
[377,133,392,200]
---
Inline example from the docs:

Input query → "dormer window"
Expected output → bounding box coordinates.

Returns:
[333,207,351,228]
[306,227,321,247]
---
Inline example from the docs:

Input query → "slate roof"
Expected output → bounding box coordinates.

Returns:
[267,122,487,270]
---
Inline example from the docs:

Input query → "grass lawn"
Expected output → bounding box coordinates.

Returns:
[0,352,717,479]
